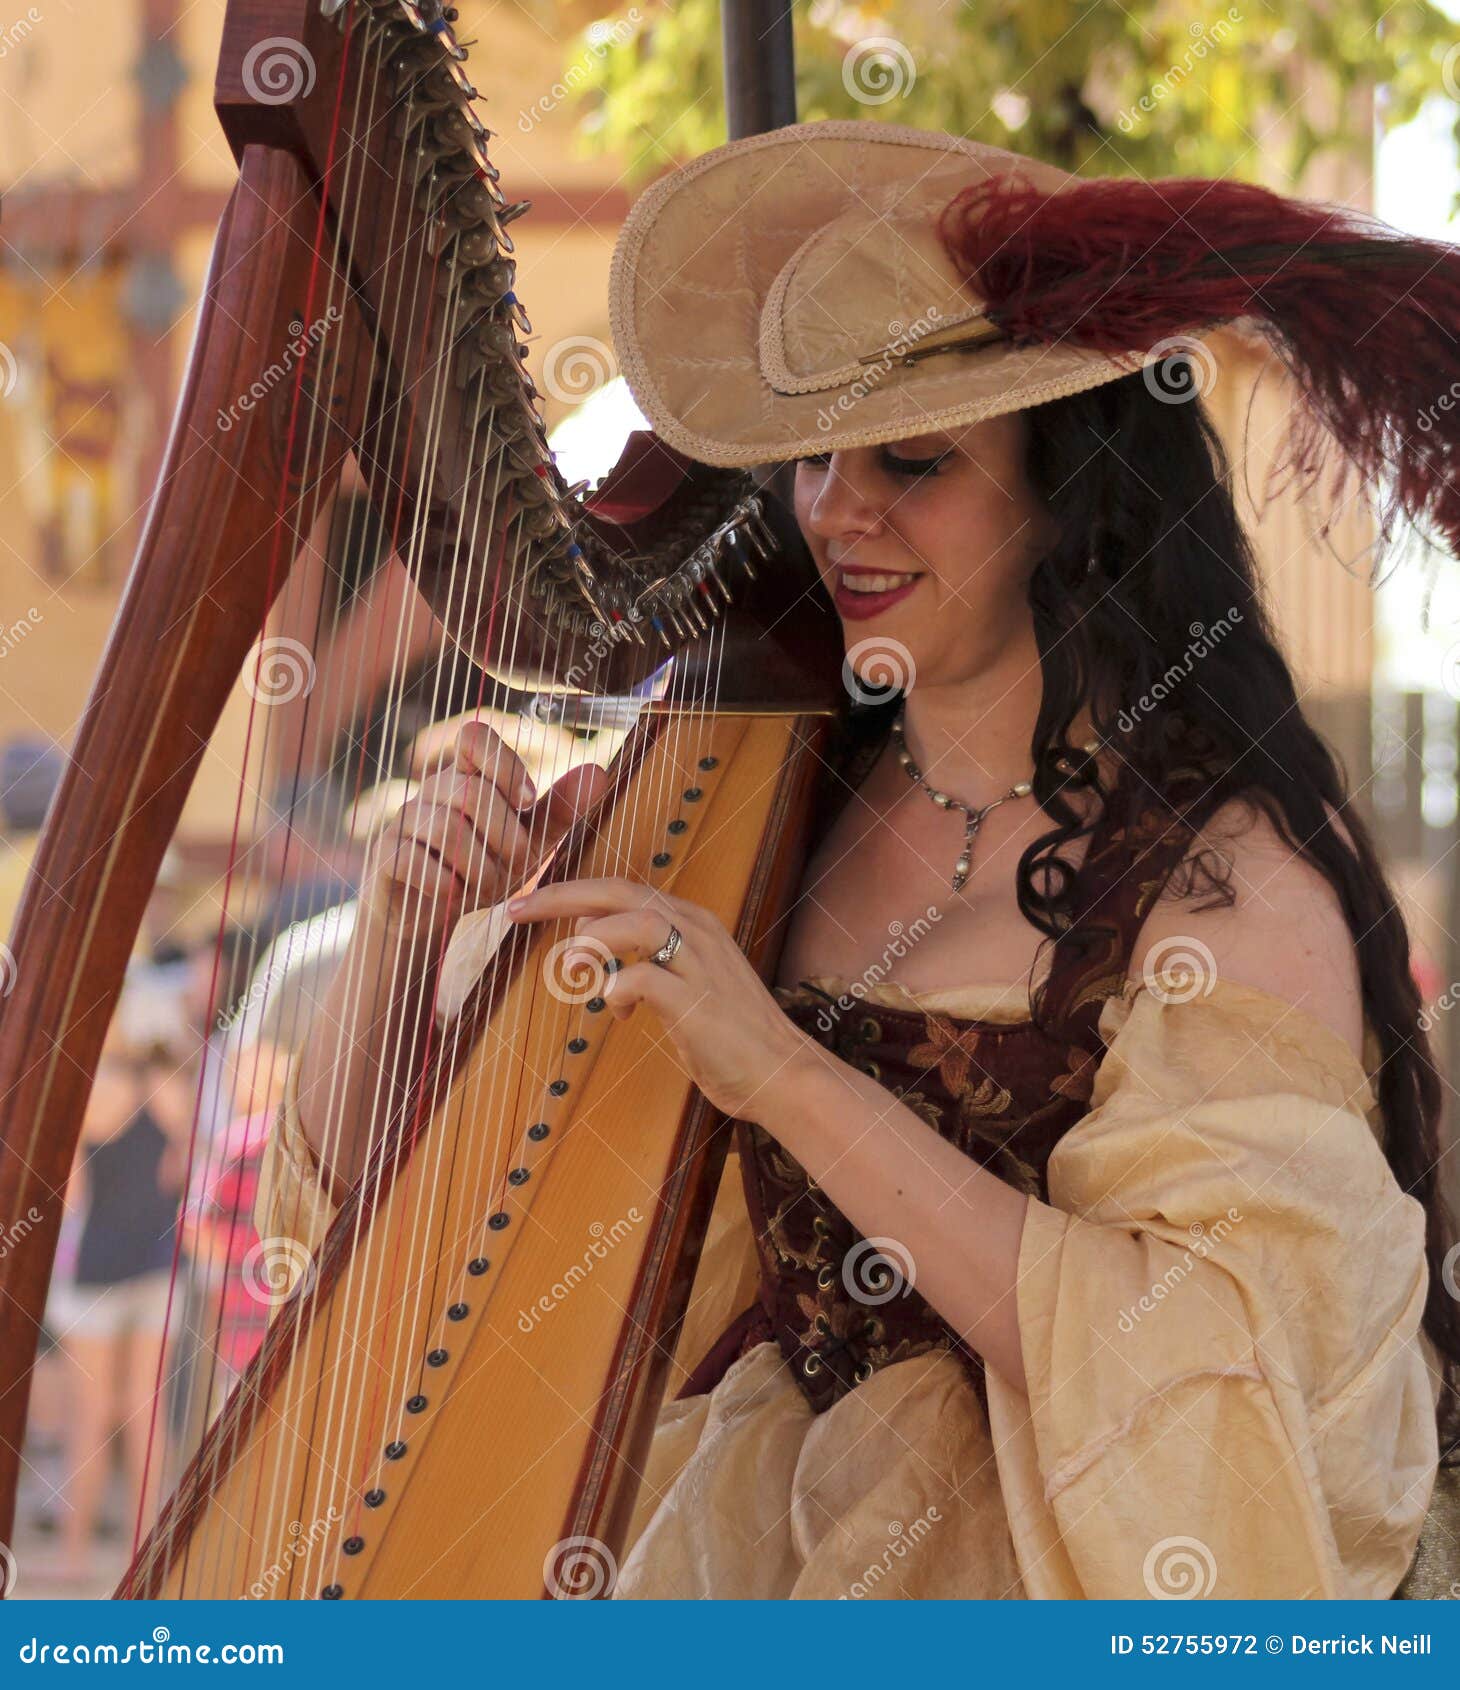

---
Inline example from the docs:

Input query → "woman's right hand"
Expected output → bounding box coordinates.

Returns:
[360,718,610,949]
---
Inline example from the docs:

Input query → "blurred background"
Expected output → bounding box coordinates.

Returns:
[2,0,1459,1597]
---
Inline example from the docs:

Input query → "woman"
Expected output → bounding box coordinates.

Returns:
[257,122,1460,1598]
[48,1015,190,1582]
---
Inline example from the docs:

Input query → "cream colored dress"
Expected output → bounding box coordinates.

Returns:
[255,912,1441,1601]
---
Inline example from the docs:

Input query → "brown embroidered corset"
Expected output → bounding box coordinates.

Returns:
[678,727,1225,1416]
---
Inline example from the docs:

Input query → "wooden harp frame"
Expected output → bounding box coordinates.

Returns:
[0,0,837,1595]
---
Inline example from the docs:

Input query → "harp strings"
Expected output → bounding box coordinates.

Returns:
[136,0,737,1597]
[171,0,397,1597]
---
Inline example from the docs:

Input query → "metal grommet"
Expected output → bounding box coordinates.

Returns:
[857,1016,881,1043]
[857,1059,882,1082]
[861,1316,885,1342]
[854,1360,874,1385]
[802,1353,823,1377]
[815,1264,836,1290]
[811,1215,832,1239]
[812,1312,831,1336]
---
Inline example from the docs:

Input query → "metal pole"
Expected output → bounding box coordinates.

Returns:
[720,0,798,500]
[722,0,797,138]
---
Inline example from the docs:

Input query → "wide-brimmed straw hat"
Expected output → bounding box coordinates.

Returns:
[607,119,1460,564]
[608,121,1151,469]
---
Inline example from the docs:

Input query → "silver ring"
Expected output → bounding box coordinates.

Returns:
[649,922,683,968]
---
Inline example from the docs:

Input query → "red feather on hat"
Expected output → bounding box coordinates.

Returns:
[936,174,1460,562]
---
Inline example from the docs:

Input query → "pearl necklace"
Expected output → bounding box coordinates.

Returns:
[891,706,1100,894]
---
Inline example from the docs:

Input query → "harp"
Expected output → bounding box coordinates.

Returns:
[0,0,837,1597]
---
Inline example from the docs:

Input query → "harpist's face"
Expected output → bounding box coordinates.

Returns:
[793,410,1058,689]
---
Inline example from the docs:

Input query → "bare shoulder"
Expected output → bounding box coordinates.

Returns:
[1126,792,1366,1063]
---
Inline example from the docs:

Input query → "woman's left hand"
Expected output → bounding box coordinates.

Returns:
[506,876,822,1123]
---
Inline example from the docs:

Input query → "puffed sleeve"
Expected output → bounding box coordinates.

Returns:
[984,968,1440,1600]
[252,1057,337,1256]
[250,904,512,1255]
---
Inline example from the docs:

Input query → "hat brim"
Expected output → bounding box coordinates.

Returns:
[608,121,1179,470]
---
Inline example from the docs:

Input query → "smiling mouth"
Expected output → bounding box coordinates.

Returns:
[836,566,925,594]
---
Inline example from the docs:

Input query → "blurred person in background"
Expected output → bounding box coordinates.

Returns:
[46,993,194,1584]
[178,1031,294,1428]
